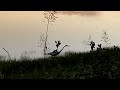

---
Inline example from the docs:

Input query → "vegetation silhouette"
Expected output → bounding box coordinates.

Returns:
[55,41,61,50]
[97,44,102,51]
[0,11,120,79]
[101,31,110,47]
[0,29,120,79]
[0,47,120,79]
[90,41,95,51]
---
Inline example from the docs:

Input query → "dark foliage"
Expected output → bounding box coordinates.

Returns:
[0,47,120,79]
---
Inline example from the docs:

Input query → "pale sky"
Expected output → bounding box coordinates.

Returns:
[0,11,120,59]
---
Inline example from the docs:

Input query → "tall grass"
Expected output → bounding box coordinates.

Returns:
[0,47,120,79]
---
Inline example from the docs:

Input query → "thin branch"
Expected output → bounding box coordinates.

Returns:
[2,48,11,61]
[43,11,57,59]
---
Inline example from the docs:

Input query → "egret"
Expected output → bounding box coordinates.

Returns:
[48,45,69,56]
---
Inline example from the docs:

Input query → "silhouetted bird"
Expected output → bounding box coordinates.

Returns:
[48,45,69,56]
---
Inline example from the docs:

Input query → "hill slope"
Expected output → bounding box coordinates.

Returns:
[0,47,120,79]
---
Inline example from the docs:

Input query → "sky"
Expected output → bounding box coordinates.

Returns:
[0,11,120,59]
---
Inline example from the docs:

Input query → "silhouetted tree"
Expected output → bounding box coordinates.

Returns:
[38,11,58,58]
[101,31,110,47]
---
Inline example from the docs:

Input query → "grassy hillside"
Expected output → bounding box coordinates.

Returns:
[0,47,120,79]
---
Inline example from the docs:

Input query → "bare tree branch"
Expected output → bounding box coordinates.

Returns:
[2,48,11,61]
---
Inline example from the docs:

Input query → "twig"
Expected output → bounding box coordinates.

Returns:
[2,48,11,61]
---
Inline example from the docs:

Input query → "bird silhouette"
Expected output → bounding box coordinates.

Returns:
[48,45,69,56]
